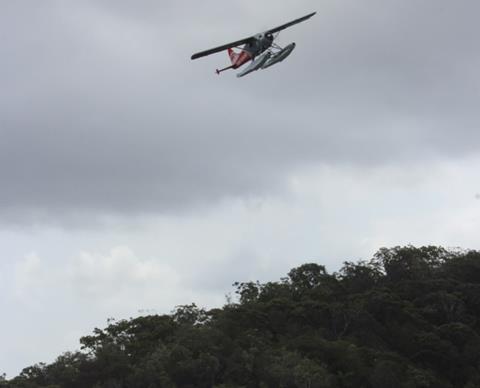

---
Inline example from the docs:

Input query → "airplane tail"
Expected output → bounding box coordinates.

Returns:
[227,48,238,64]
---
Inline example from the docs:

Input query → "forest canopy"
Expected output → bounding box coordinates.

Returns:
[3,246,480,388]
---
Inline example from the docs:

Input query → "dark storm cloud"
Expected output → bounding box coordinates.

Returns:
[1,0,480,222]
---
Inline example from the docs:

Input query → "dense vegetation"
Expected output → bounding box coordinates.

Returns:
[3,246,480,388]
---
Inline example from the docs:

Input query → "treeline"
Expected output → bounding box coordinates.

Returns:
[3,246,480,388]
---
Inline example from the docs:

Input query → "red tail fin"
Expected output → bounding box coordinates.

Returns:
[228,48,237,65]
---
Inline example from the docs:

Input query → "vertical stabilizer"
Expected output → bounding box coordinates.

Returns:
[227,48,237,64]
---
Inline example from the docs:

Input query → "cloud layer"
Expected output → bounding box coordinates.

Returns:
[2,1,480,223]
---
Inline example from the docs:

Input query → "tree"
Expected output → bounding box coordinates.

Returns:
[7,246,480,388]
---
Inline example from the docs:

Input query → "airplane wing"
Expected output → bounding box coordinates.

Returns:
[191,12,316,60]
[191,36,255,60]
[264,12,317,35]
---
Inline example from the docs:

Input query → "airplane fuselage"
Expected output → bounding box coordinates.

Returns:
[244,33,275,56]
[228,34,274,70]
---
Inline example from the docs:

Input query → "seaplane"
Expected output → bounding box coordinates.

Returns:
[191,12,316,78]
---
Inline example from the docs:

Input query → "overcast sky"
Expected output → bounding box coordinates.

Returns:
[1,0,480,377]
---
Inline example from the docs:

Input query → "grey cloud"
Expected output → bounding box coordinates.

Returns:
[1,0,480,223]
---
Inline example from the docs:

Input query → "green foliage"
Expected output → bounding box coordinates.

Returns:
[6,246,480,387]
